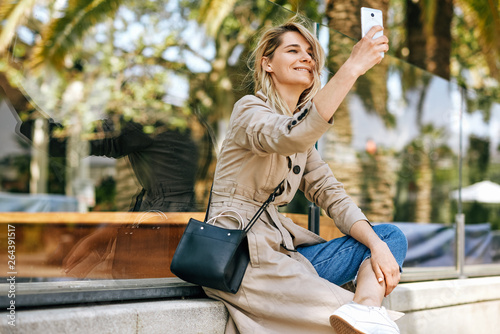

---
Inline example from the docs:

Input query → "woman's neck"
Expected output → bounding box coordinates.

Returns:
[276,85,301,114]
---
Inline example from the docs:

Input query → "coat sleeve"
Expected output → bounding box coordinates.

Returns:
[231,96,333,157]
[299,146,368,235]
[90,119,154,158]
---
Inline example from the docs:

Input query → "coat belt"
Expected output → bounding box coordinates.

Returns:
[210,192,296,251]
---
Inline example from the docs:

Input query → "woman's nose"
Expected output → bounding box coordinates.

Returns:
[301,52,312,62]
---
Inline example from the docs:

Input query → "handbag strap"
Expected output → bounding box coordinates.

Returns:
[204,186,214,222]
[244,180,284,233]
[204,180,285,231]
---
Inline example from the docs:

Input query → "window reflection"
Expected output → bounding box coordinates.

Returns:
[2,93,204,278]
[65,116,200,279]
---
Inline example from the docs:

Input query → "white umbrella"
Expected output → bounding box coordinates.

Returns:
[450,180,500,204]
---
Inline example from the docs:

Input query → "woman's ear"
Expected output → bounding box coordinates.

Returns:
[261,57,273,73]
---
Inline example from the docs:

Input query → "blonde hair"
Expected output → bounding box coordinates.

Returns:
[250,19,325,116]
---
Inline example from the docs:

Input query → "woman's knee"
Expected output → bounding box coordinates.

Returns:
[373,224,408,264]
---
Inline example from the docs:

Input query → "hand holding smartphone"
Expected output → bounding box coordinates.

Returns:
[361,7,384,58]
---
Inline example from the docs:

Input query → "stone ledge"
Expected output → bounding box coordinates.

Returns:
[385,276,500,334]
[0,298,228,334]
[2,277,499,334]
[396,300,500,334]
[383,276,500,312]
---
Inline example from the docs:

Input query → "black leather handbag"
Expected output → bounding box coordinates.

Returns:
[170,182,283,293]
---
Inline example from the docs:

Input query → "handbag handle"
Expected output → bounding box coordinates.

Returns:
[132,210,168,228]
[206,210,244,229]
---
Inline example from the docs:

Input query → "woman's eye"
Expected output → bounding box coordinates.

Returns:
[288,50,297,53]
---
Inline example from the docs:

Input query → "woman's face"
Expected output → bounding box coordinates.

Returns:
[263,31,315,93]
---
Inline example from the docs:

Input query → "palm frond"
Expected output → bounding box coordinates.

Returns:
[456,0,500,78]
[29,0,126,70]
[0,0,36,54]
[464,0,499,48]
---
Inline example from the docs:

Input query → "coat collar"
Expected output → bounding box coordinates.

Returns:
[256,90,268,102]
[256,90,303,115]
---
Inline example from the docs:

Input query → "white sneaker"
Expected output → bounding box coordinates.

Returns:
[330,302,400,334]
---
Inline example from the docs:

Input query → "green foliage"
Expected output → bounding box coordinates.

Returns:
[467,135,490,184]
[30,0,126,70]
[393,124,456,223]
[0,0,36,53]
[92,176,117,211]
[452,0,500,119]
[197,0,238,37]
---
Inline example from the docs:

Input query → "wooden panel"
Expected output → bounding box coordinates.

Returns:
[0,212,343,279]
[0,212,343,239]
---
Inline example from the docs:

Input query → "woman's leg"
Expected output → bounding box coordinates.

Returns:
[297,223,407,303]
[353,258,385,306]
[298,224,407,333]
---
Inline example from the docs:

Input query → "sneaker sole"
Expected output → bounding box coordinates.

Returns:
[329,315,366,334]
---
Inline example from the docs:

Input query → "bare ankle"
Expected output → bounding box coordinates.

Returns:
[352,296,382,307]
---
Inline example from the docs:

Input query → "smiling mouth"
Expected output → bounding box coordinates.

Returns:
[294,68,311,73]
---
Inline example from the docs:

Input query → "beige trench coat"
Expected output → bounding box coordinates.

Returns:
[203,91,403,333]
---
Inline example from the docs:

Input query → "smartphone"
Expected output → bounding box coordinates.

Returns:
[361,7,384,57]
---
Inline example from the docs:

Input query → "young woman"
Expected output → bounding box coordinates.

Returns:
[202,19,408,334]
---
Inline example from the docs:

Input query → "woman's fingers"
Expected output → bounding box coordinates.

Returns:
[384,269,401,296]
[62,238,93,272]
[365,25,384,39]
[381,260,401,296]
[62,249,84,272]
[370,242,401,296]
[348,26,389,75]
[371,261,385,284]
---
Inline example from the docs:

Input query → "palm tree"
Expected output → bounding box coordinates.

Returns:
[0,0,37,53]
[0,0,193,205]
[393,0,454,223]
[0,0,126,70]
[455,0,500,81]
[406,0,453,80]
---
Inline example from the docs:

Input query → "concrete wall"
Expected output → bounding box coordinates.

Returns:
[1,276,499,334]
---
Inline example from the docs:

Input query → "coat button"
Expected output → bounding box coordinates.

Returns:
[291,120,297,125]
[293,165,301,174]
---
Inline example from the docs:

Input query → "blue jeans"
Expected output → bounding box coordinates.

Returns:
[297,224,408,286]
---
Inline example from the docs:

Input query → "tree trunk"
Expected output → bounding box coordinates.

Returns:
[406,0,427,70]
[406,0,453,79]
[403,0,454,223]
[324,0,362,204]
[426,0,453,79]
[414,152,432,223]
[29,118,49,194]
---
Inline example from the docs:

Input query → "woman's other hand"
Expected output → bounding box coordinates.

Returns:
[370,240,401,297]
[62,226,116,276]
